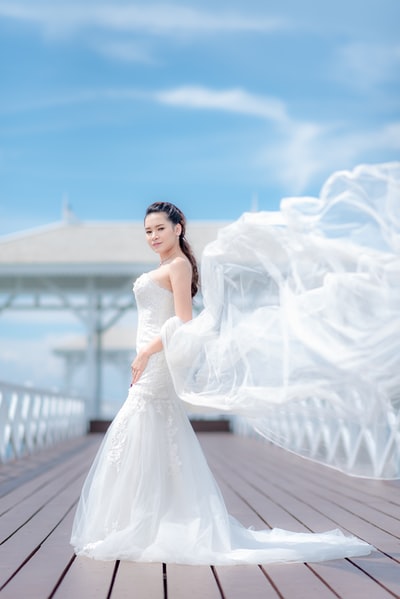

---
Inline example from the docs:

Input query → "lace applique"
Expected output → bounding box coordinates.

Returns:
[107,389,182,473]
[166,410,182,474]
[103,520,120,536]
[107,401,133,472]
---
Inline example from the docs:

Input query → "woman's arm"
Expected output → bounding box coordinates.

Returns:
[169,257,193,322]
[131,258,193,384]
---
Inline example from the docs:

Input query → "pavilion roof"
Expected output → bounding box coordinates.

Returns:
[0,218,229,267]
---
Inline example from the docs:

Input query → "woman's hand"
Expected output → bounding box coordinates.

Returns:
[130,350,150,385]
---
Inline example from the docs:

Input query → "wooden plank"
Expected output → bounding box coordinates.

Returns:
[298,481,399,538]
[216,477,273,529]
[0,437,99,536]
[214,565,279,599]
[52,556,116,599]
[346,556,400,598]
[307,558,399,599]
[261,441,400,504]
[0,508,76,598]
[262,563,338,599]
[0,436,98,497]
[0,455,91,543]
[166,564,221,599]
[1,452,83,516]
[284,457,400,510]
[230,436,400,518]
[0,465,88,586]
[0,436,100,513]
[247,447,400,537]
[111,562,164,599]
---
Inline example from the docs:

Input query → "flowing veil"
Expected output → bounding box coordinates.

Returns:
[162,162,400,479]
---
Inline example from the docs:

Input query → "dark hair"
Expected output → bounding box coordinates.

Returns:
[145,202,199,297]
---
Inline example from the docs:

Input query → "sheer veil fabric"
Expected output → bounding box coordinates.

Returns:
[70,162,397,563]
[163,162,400,479]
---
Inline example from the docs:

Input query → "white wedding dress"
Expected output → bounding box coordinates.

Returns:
[70,271,372,564]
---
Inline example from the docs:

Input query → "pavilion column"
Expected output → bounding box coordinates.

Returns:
[95,292,103,413]
[86,279,103,419]
[63,354,78,394]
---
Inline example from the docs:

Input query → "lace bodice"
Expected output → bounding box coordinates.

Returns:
[133,272,175,352]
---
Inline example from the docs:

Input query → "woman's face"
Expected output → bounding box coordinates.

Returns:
[144,211,181,256]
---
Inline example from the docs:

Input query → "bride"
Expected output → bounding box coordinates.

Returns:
[70,200,373,564]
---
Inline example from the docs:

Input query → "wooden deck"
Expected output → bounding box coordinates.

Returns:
[0,432,399,599]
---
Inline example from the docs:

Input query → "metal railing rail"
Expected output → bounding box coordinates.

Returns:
[233,397,400,479]
[0,381,87,463]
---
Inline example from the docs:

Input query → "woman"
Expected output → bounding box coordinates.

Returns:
[70,201,372,564]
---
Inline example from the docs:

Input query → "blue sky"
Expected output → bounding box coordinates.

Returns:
[0,0,399,234]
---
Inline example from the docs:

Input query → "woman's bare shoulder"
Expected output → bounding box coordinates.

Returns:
[169,256,191,275]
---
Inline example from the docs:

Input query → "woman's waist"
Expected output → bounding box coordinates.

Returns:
[136,327,162,350]
[133,353,174,395]
[136,349,169,377]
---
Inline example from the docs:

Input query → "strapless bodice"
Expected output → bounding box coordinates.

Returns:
[133,272,175,352]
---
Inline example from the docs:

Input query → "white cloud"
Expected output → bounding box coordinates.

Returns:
[0,85,291,127]
[156,86,290,125]
[261,120,400,194]
[262,122,326,193]
[0,3,289,66]
[0,2,288,37]
[334,42,400,90]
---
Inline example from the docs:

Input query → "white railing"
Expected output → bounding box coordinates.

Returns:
[233,397,400,479]
[0,381,87,463]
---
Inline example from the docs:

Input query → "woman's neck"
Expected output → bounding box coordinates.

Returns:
[159,251,182,266]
